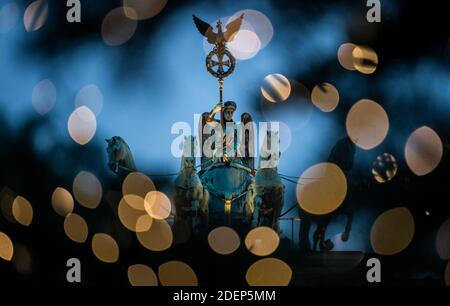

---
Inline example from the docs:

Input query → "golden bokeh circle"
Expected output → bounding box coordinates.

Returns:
[261,74,291,103]
[352,46,378,74]
[405,126,443,176]
[123,0,167,21]
[122,172,156,210]
[311,82,340,112]
[12,196,33,226]
[370,207,415,255]
[158,261,198,286]
[73,171,103,209]
[207,226,241,255]
[245,227,280,256]
[346,99,389,150]
[0,232,14,261]
[436,218,450,260]
[337,43,357,71]
[136,219,173,251]
[118,197,152,232]
[102,7,137,46]
[64,213,89,243]
[296,162,347,215]
[128,264,158,286]
[23,0,48,32]
[246,258,292,286]
[144,191,171,220]
[51,187,74,217]
[91,233,119,263]
[12,243,32,274]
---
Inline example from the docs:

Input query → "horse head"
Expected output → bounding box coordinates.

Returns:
[106,136,136,174]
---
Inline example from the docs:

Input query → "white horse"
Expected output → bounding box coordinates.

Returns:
[247,131,284,230]
[106,136,136,175]
[173,136,209,224]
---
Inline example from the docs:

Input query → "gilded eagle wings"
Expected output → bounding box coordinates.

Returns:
[192,13,244,44]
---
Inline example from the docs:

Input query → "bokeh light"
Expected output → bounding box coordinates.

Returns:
[67,106,97,145]
[136,219,173,251]
[352,45,378,74]
[228,29,262,60]
[296,162,347,215]
[123,0,167,21]
[229,9,273,49]
[244,227,280,256]
[91,233,119,263]
[75,84,103,116]
[118,197,152,232]
[23,0,48,32]
[158,261,198,286]
[337,43,357,71]
[405,126,443,176]
[0,232,14,261]
[311,82,339,112]
[32,79,56,115]
[128,264,158,286]
[260,74,291,103]
[51,187,74,217]
[372,153,398,183]
[102,7,137,46]
[12,243,32,274]
[370,207,415,255]
[0,187,16,223]
[144,191,171,220]
[246,258,292,286]
[436,218,450,260]
[12,196,33,226]
[207,226,241,255]
[445,261,450,286]
[72,171,102,209]
[122,172,156,210]
[0,2,19,33]
[64,213,89,243]
[346,99,389,150]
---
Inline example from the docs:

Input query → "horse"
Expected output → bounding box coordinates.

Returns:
[106,136,136,176]
[248,131,284,230]
[299,136,356,252]
[173,136,209,230]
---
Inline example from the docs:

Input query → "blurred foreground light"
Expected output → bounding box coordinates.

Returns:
[228,29,261,60]
[32,79,56,115]
[0,3,19,33]
[51,187,74,217]
[158,261,198,286]
[122,172,156,210]
[118,197,152,232]
[0,232,14,261]
[12,196,33,226]
[261,74,291,103]
[73,171,102,209]
[208,226,240,255]
[0,187,17,223]
[372,153,398,183]
[102,7,137,46]
[446,261,450,286]
[346,99,389,150]
[245,227,279,256]
[370,207,415,255]
[91,233,119,263]
[144,191,171,220]
[23,0,48,32]
[337,43,357,71]
[352,46,378,74]
[75,84,103,116]
[123,0,167,20]
[12,243,32,274]
[436,218,450,260]
[128,264,158,286]
[136,219,172,251]
[296,162,347,215]
[311,82,339,112]
[229,9,273,49]
[68,106,97,145]
[246,258,292,286]
[64,213,88,243]
[405,126,443,176]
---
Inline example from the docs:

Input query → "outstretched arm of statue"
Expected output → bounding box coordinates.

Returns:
[207,103,222,121]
